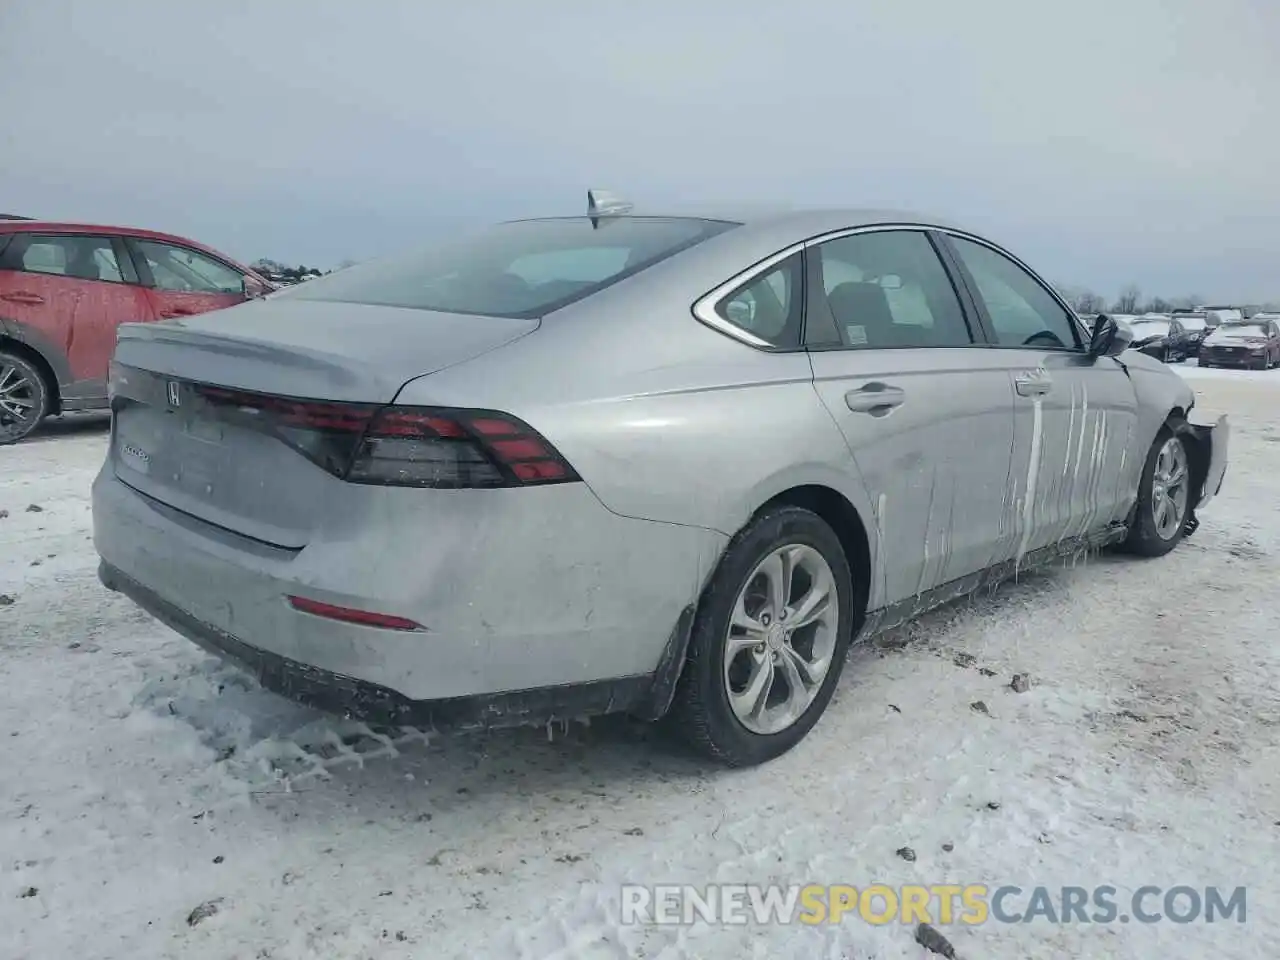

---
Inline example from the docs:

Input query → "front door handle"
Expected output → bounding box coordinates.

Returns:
[0,292,45,305]
[845,382,906,415]
[1014,370,1053,397]
[159,307,195,318]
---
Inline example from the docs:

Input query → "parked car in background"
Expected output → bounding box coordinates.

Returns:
[94,195,1228,767]
[1199,318,1280,369]
[1205,306,1244,327]
[1125,315,1195,362]
[1175,312,1211,356]
[0,221,271,443]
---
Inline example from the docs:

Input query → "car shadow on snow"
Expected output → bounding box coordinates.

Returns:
[131,652,712,813]
[23,411,111,443]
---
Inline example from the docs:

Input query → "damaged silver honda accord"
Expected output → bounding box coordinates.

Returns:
[93,193,1228,767]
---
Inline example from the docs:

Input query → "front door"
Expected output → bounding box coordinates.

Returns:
[127,238,247,320]
[803,228,1017,615]
[943,234,1139,561]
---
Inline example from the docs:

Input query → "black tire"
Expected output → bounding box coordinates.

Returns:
[0,350,51,445]
[1121,423,1191,558]
[667,505,855,767]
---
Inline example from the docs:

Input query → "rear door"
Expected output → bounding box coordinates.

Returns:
[0,232,153,396]
[126,237,248,319]
[802,227,1017,612]
[941,233,1139,558]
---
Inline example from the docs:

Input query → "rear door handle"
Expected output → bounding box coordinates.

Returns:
[1014,370,1053,397]
[159,307,195,318]
[845,382,906,415]
[0,292,45,305]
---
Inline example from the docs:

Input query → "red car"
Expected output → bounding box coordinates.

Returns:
[0,221,271,443]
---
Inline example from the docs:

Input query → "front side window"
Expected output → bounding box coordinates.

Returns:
[716,254,803,348]
[287,217,736,319]
[950,237,1081,349]
[136,241,244,294]
[807,230,972,349]
[18,234,124,283]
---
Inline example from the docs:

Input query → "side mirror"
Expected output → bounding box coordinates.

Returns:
[1087,314,1132,359]
[242,275,269,300]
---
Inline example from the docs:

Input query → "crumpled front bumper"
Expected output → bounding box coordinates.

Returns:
[1184,414,1229,513]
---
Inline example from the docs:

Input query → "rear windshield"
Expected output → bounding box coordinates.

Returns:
[286,217,736,318]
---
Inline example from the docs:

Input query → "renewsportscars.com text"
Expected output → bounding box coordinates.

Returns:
[620,883,1247,926]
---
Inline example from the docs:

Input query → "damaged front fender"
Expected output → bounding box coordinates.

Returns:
[1178,414,1229,528]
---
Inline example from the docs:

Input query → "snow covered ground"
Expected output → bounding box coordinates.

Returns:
[2,373,1279,960]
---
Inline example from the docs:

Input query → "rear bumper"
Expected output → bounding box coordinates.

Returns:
[99,561,656,729]
[92,466,724,704]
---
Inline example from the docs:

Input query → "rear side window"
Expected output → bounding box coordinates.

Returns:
[14,234,125,283]
[717,253,804,348]
[286,217,736,318]
[807,231,972,349]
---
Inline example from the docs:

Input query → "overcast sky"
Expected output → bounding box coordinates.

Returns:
[3,0,1277,300]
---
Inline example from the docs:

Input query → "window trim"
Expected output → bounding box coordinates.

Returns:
[692,243,806,349]
[694,222,997,352]
[937,230,1087,352]
[0,231,139,286]
[124,236,246,294]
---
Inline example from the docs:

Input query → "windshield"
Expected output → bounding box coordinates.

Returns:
[284,217,736,318]
[1177,315,1206,330]
[1211,323,1267,340]
[1129,320,1170,338]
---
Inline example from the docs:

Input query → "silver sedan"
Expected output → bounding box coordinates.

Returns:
[93,194,1228,766]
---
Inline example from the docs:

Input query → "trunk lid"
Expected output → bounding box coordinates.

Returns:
[109,299,537,548]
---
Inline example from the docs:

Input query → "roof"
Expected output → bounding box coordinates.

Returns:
[0,219,194,242]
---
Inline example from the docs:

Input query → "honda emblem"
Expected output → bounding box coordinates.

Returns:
[167,381,181,407]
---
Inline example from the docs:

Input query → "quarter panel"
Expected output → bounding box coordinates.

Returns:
[397,326,871,541]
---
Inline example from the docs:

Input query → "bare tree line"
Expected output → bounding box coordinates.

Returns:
[1058,284,1279,316]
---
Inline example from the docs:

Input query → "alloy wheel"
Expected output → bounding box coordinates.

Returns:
[0,360,38,433]
[723,544,840,735]
[1151,437,1189,540]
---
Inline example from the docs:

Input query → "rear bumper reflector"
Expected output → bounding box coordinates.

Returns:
[287,595,424,632]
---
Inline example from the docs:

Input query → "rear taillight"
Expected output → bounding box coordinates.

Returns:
[195,386,579,489]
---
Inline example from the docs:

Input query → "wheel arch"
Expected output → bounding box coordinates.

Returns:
[641,481,874,723]
[0,332,61,415]
[754,484,872,636]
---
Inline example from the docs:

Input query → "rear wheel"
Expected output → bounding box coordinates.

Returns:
[668,505,855,766]
[1122,426,1191,558]
[0,351,50,445]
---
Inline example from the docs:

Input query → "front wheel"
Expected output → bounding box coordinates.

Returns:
[1122,426,1191,558]
[668,505,855,766]
[0,351,51,445]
